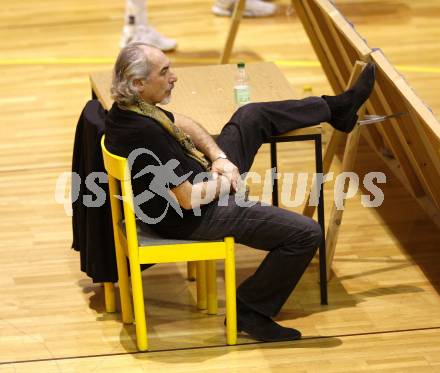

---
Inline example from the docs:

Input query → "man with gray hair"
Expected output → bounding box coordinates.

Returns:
[105,42,375,342]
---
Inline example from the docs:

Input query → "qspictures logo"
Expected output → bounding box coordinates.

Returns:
[55,148,386,224]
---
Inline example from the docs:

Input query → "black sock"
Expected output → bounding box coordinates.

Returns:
[322,62,376,133]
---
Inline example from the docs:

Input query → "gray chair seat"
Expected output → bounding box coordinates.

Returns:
[119,220,222,247]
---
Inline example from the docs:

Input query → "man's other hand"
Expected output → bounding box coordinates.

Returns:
[211,159,240,193]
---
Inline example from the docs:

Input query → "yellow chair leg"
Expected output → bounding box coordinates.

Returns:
[107,176,133,324]
[104,282,116,313]
[196,261,207,310]
[224,237,237,345]
[206,260,218,315]
[129,262,148,351]
[187,261,197,281]
[114,238,134,324]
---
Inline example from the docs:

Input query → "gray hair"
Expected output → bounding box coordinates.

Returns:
[110,42,154,107]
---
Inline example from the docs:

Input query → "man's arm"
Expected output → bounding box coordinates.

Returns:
[173,112,240,191]
[173,112,222,161]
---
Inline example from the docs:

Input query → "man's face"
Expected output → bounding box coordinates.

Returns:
[136,47,177,105]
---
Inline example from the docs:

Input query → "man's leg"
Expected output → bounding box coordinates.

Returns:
[188,196,322,341]
[217,97,331,173]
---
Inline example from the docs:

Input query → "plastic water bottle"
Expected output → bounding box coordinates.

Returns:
[234,62,251,107]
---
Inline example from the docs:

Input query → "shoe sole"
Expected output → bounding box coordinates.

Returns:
[212,5,232,16]
[237,326,302,342]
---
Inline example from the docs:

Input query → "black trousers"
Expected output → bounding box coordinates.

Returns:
[187,97,331,317]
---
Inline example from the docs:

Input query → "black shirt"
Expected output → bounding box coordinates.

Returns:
[105,103,208,238]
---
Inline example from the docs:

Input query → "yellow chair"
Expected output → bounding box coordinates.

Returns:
[101,136,237,351]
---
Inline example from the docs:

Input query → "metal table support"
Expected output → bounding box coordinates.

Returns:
[269,134,328,305]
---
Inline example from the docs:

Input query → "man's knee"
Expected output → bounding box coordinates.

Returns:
[285,217,322,256]
[233,102,265,122]
[306,219,322,250]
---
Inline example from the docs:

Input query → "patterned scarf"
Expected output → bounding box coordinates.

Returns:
[127,99,211,171]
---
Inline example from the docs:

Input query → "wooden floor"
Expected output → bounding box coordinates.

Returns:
[1,0,440,371]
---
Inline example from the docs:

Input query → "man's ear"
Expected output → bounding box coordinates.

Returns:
[133,78,145,93]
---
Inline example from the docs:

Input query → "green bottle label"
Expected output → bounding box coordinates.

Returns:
[234,86,250,106]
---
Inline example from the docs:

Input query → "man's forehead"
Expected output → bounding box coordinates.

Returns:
[143,46,169,71]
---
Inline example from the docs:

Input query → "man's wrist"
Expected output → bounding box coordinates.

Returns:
[212,152,227,162]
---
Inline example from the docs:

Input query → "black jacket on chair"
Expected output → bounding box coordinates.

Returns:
[71,100,118,283]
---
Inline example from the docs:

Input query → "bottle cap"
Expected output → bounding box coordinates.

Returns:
[237,62,245,68]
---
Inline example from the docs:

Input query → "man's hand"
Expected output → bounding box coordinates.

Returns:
[211,158,240,193]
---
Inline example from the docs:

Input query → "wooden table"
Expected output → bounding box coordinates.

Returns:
[91,62,321,135]
[90,62,328,304]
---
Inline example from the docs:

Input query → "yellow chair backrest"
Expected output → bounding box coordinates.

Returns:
[101,136,131,182]
[100,136,139,250]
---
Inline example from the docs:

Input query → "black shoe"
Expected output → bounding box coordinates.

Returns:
[229,300,302,342]
[323,62,376,133]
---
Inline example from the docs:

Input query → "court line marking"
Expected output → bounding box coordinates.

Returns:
[0,57,440,74]
[1,325,440,366]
